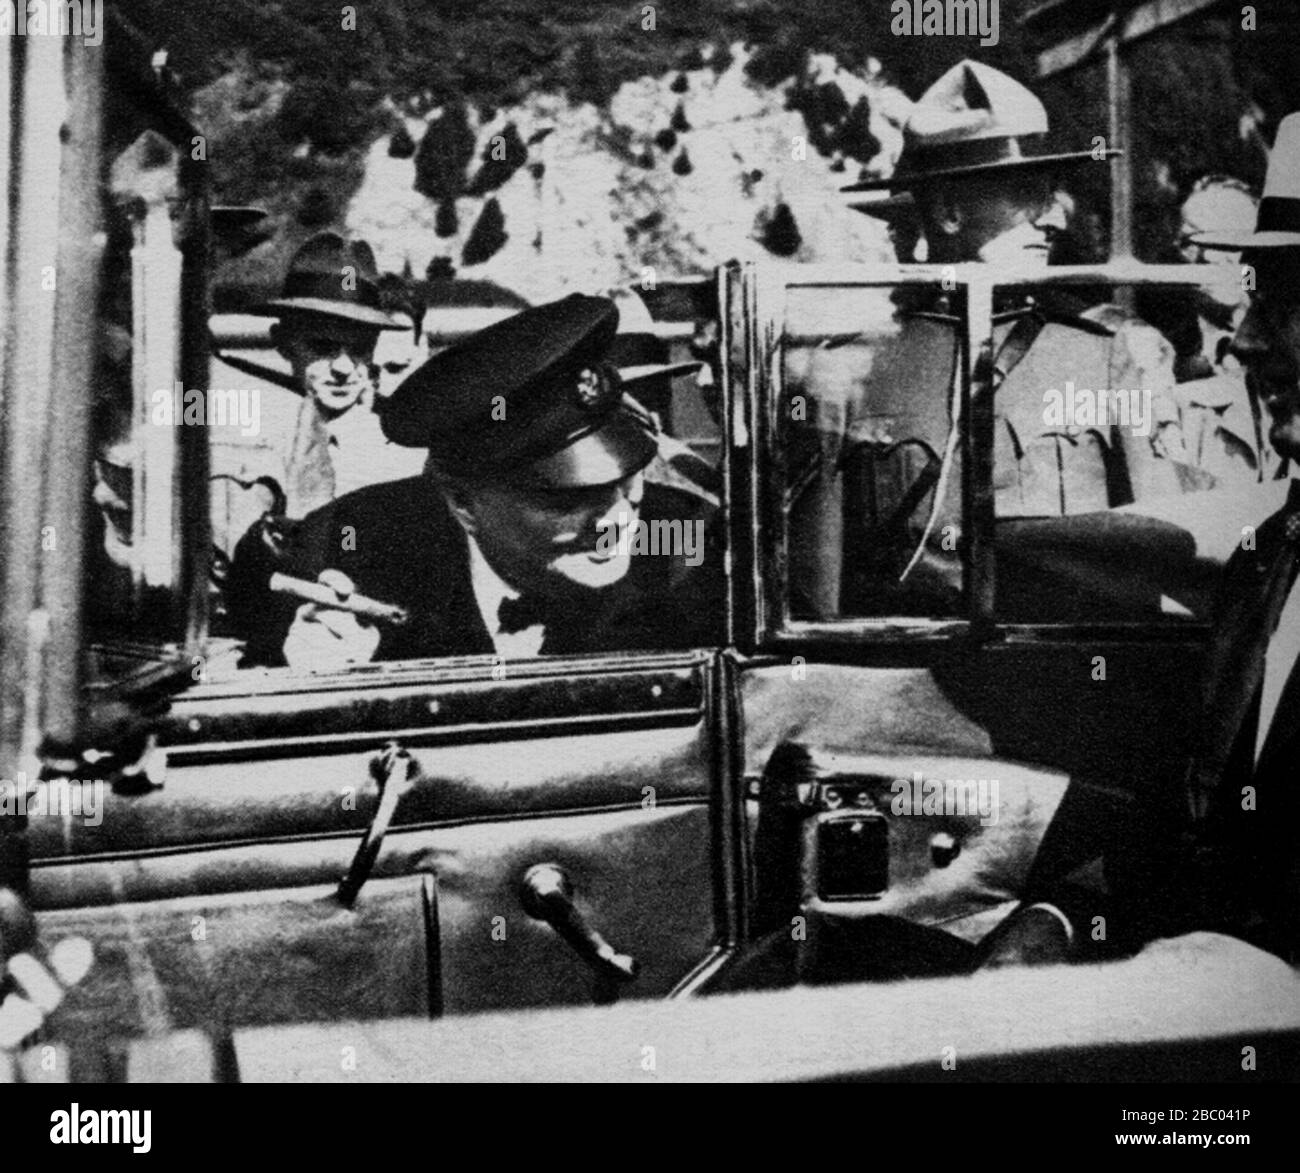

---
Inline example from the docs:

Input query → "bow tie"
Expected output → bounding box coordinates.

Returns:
[498,593,550,634]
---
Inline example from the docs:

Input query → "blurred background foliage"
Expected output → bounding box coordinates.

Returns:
[124,0,1299,288]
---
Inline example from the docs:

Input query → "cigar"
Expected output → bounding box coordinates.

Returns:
[269,572,409,626]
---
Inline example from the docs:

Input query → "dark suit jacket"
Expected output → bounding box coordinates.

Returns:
[1181,479,1300,959]
[229,476,725,665]
[1025,482,1300,961]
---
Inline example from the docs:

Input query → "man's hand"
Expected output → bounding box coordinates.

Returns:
[282,569,382,670]
[1,889,93,1079]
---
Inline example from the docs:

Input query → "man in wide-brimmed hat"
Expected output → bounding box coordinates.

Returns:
[806,60,1183,620]
[843,60,1115,265]
[228,294,724,667]
[252,232,427,517]
[1160,175,1284,487]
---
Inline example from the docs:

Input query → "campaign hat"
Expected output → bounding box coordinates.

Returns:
[842,60,1117,193]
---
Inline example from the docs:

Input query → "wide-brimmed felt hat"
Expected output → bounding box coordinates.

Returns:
[382,294,669,489]
[842,60,1118,194]
[252,232,407,330]
[1195,113,1300,251]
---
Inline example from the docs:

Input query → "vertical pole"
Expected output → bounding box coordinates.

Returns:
[177,157,212,660]
[1106,31,1134,264]
[0,34,67,766]
[40,38,105,756]
[964,274,996,631]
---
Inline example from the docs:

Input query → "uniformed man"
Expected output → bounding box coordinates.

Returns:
[812,60,1184,618]
[228,294,724,668]
[252,233,428,518]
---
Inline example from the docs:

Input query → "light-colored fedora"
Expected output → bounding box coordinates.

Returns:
[1194,113,1300,251]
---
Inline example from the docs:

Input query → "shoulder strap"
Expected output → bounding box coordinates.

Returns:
[989,310,1046,390]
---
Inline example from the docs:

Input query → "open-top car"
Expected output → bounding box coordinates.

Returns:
[2,6,1298,1084]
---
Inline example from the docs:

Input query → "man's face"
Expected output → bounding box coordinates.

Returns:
[372,314,428,400]
[926,172,1061,268]
[450,472,646,596]
[1231,253,1300,461]
[275,315,381,416]
[1180,184,1257,312]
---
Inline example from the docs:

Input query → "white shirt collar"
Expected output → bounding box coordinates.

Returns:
[464,533,546,658]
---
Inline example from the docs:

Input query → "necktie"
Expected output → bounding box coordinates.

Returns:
[498,594,549,635]
[285,403,335,516]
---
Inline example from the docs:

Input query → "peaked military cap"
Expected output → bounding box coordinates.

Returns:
[381,294,660,489]
[843,60,1118,193]
[253,232,407,330]
[1195,113,1300,251]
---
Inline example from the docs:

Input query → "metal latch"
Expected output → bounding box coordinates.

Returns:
[337,741,417,907]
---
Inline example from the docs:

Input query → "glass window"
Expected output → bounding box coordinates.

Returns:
[779,281,963,622]
[991,278,1290,625]
[762,269,1272,636]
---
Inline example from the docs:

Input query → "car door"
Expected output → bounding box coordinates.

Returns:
[29,653,732,1074]
[0,19,736,1081]
[709,259,1261,984]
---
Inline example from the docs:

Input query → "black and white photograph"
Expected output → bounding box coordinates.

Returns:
[0,0,1298,1126]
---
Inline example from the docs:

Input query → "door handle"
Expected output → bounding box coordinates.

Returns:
[520,864,638,1000]
[338,742,417,907]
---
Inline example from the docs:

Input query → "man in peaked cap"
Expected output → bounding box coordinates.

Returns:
[249,232,428,518]
[809,59,1185,619]
[228,294,724,667]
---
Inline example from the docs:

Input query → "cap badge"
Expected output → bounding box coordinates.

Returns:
[574,367,604,410]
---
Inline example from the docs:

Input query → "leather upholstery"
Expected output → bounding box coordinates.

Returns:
[37,875,435,1081]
